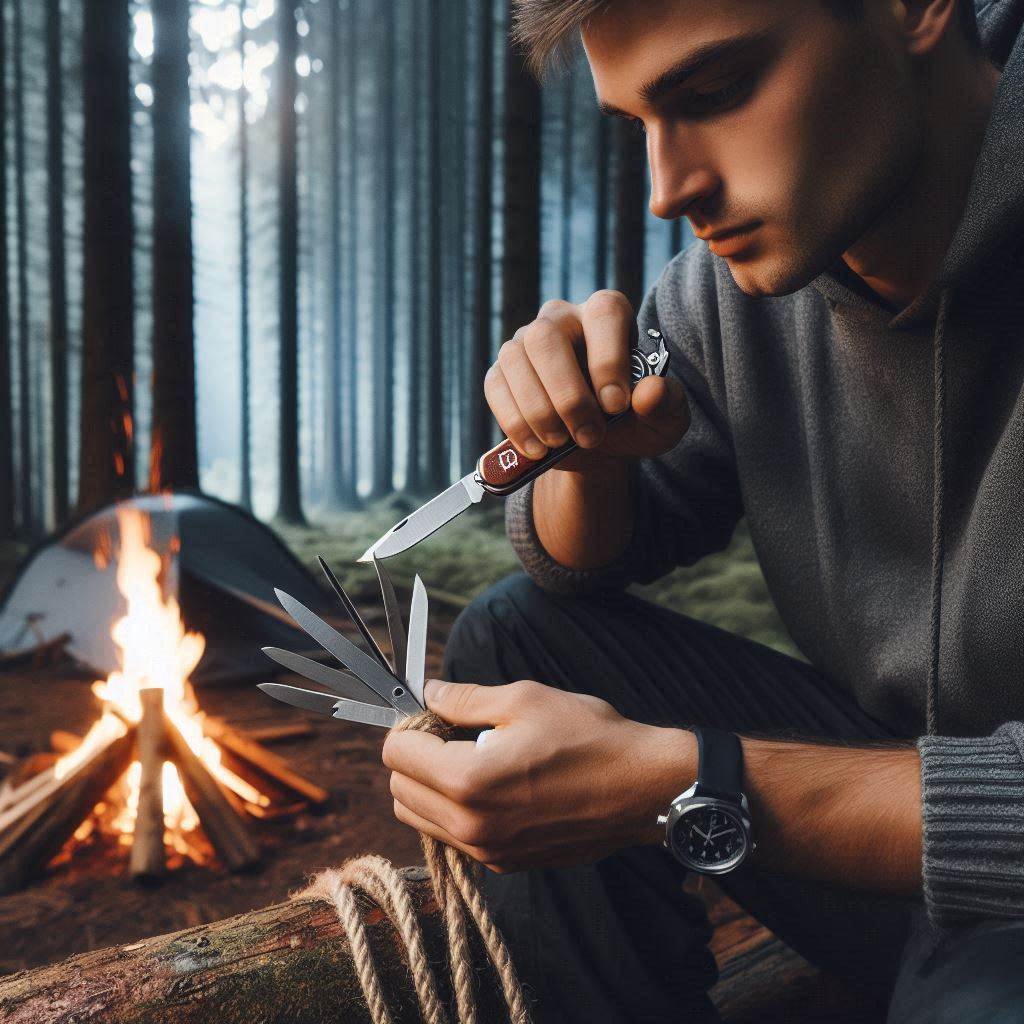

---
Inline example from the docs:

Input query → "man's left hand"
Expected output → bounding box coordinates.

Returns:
[381,678,687,873]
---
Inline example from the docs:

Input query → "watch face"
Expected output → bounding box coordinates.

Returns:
[671,804,748,873]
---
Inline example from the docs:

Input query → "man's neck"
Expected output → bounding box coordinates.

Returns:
[841,49,1002,312]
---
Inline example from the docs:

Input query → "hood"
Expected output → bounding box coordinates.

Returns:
[810,0,1024,735]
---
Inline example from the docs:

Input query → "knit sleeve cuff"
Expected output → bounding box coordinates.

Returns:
[917,721,1024,927]
[503,466,652,595]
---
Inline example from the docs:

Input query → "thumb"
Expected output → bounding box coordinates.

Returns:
[423,679,513,727]
[631,376,690,435]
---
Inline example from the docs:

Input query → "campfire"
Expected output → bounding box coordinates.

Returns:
[0,504,327,894]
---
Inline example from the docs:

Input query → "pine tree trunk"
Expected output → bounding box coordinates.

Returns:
[369,0,395,497]
[46,0,69,526]
[274,0,306,524]
[341,0,360,506]
[612,119,645,311]
[13,0,31,535]
[422,0,446,491]
[465,0,493,463]
[150,0,198,493]
[500,6,541,345]
[78,0,135,514]
[238,0,253,511]
[0,0,14,541]
[594,115,610,291]
[404,0,423,494]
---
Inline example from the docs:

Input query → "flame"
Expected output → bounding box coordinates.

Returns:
[53,502,267,865]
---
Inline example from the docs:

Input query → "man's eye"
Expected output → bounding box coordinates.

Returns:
[689,75,751,112]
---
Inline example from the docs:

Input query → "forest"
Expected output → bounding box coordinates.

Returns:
[0,0,697,537]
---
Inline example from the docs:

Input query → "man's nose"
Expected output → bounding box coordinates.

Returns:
[646,128,718,221]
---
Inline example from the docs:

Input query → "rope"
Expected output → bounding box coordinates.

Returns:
[297,710,532,1024]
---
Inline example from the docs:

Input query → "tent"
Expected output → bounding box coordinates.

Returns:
[0,490,338,685]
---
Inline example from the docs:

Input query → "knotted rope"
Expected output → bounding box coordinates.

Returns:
[296,710,532,1024]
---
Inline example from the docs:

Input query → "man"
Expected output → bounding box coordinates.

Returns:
[382,1,1024,1020]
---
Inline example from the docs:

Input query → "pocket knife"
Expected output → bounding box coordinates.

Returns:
[358,329,670,562]
[259,554,429,730]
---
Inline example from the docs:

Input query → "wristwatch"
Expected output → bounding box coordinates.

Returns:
[657,726,755,875]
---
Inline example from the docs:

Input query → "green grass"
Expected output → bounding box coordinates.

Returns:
[273,495,801,660]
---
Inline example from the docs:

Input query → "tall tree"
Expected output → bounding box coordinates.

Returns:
[500,7,541,347]
[421,0,446,490]
[274,0,305,523]
[46,0,69,525]
[594,115,610,290]
[238,0,253,510]
[13,0,30,534]
[78,0,135,513]
[149,0,198,492]
[612,119,646,310]
[321,0,347,509]
[403,0,423,494]
[464,0,493,463]
[368,0,395,496]
[560,60,574,298]
[0,0,13,541]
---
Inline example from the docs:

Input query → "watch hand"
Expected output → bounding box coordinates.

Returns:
[710,827,737,840]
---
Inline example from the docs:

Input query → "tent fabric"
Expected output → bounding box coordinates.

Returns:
[0,490,337,686]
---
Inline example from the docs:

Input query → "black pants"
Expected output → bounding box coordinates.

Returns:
[441,573,1024,1024]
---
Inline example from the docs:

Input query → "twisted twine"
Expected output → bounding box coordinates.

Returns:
[297,710,532,1024]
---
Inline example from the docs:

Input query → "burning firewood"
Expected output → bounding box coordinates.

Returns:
[0,505,330,892]
[0,867,517,1024]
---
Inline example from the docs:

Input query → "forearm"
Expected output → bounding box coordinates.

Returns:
[532,458,635,570]
[641,728,923,896]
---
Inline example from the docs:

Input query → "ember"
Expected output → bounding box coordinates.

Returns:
[0,504,328,893]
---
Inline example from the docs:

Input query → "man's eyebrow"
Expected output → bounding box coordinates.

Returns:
[597,28,773,118]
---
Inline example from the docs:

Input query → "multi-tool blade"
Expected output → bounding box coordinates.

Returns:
[358,330,671,562]
[259,560,428,730]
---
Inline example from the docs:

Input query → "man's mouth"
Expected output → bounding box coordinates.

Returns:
[706,223,760,257]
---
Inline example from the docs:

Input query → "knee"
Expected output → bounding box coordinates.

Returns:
[441,572,551,684]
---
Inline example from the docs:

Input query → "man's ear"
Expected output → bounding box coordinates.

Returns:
[893,0,960,58]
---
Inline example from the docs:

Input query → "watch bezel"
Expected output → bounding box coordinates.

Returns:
[665,792,753,876]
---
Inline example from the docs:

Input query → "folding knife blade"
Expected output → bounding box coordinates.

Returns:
[261,646,392,707]
[371,554,407,679]
[358,473,485,562]
[258,682,403,729]
[273,588,424,717]
[317,555,395,675]
[405,575,428,709]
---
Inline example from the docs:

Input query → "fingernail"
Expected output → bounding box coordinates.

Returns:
[524,438,546,460]
[576,424,601,448]
[600,384,627,414]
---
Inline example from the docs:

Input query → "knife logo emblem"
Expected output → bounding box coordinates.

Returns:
[498,449,519,472]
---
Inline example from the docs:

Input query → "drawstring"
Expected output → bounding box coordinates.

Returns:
[927,289,952,736]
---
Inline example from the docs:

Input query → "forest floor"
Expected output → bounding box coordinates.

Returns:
[0,502,888,1021]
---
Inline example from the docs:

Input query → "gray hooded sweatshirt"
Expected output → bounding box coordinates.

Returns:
[505,0,1024,929]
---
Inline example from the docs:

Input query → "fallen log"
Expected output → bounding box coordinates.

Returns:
[130,688,166,879]
[0,867,519,1023]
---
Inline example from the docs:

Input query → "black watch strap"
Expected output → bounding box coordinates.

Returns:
[694,726,744,801]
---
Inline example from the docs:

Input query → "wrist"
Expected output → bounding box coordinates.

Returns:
[632,724,698,846]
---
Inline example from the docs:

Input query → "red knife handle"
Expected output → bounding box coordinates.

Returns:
[475,330,670,497]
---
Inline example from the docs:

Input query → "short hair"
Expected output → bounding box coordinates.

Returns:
[512,0,982,78]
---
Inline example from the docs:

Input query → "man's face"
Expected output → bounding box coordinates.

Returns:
[582,0,926,297]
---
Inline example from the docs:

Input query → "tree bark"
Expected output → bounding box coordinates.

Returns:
[274,0,306,524]
[0,869,514,1023]
[0,0,12,541]
[367,1,395,498]
[465,0,494,463]
[46,0,69,526]
[13,0,30,535]
[150,0,198,492]
[238,0,253,511]
[341,0,360,506]
[500,8,541,346]
[78,0,135,514]
[612,119,646,311]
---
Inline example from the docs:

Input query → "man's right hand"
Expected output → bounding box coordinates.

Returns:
[484,290,691,475]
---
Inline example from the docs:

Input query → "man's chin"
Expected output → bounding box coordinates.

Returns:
[723,251,824,299]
